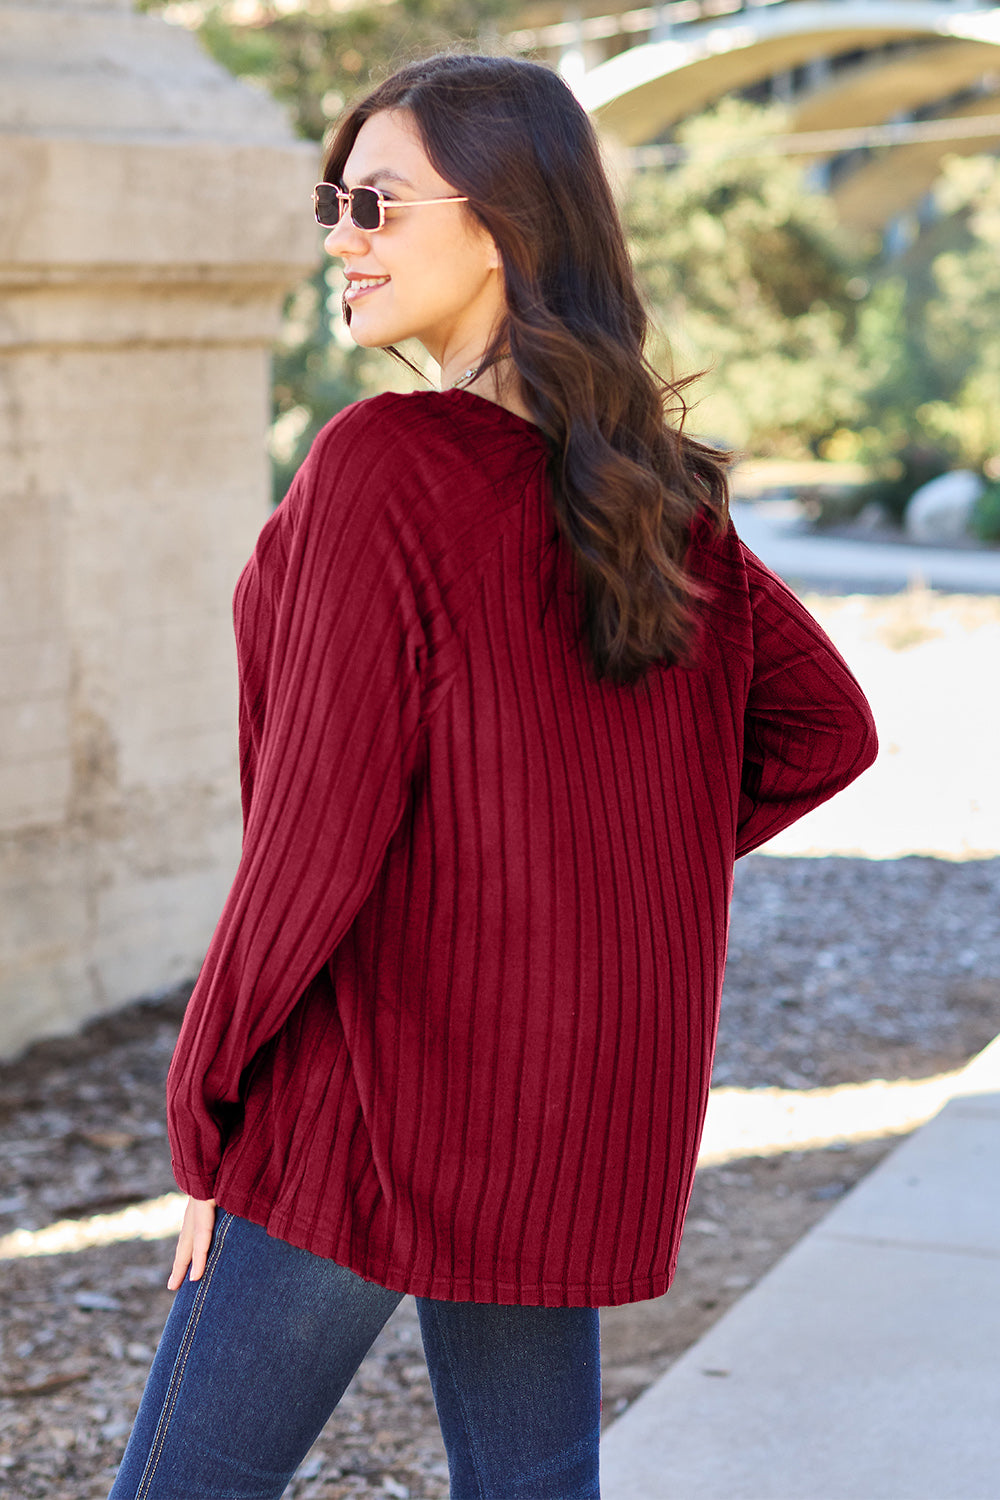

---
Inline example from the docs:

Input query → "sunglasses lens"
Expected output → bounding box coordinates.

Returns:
[314,184,342,227]
[350,187,382,230]
[313,185,383,230]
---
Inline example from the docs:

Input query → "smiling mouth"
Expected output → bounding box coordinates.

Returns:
[344,277,390,303]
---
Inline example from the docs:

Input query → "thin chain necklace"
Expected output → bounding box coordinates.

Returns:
[449,353,510,392]
[450,362,483,391]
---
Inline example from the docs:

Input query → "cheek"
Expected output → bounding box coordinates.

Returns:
[419,222,496,290]
[448,245,501,299]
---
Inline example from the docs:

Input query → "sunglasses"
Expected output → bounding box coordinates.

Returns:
[313,183,469,231]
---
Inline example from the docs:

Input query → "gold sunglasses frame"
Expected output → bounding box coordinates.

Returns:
[314,184,469,231]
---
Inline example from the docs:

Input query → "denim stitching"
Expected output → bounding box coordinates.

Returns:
[132,1211,235,1499]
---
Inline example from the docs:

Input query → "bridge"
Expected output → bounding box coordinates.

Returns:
[509,0,1000,236]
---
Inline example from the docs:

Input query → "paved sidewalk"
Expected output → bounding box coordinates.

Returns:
[600,1034,1000,1500]
[731,501,1000,593]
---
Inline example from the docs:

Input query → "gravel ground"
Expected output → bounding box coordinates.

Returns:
[1,587,998,1500]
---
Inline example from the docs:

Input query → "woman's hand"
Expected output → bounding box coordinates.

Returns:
[167,1196,217,1290]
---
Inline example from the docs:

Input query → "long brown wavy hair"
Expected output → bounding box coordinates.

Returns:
[324,53,730,685]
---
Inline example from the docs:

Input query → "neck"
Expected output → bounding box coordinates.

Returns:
[443,355,535,424]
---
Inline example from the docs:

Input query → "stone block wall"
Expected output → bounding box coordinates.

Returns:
[0,0,318,1055]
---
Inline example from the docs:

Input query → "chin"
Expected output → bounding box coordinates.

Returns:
[345,314,401,349]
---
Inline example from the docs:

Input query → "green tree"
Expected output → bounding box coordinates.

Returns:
[625,100,884,458]
[831,153,1000,517]
[918,154,1000,469]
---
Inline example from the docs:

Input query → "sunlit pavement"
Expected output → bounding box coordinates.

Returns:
[601,1034,1000,1499]
[731,500,1000,596]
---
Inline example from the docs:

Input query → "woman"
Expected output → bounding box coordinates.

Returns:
[110,52,877,1500]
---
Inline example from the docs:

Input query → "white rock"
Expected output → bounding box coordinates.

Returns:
[905,470,984,542]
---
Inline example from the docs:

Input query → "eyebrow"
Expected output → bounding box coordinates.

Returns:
[355,169,417,190]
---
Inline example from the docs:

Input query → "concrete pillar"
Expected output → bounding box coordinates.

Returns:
[0,0,318,1055]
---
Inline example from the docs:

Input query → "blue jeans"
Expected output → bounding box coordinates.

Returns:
[109,1211,601,1499]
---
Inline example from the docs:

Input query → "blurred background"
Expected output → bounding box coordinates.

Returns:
[0,1,998,1495]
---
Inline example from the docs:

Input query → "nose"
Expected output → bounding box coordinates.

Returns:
[324,210,368,258]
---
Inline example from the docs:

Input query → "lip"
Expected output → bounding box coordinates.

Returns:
[344,274,390,304]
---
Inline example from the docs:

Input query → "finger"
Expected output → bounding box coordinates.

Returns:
[167,1218,193,1292]
[188,1201,216,1282]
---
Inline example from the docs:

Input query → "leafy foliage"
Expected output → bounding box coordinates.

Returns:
[824,154,1000,517]
[627,103,1000,532]
[625,102,878,458]
[971,483,1000,543]
[917,156,1000,471]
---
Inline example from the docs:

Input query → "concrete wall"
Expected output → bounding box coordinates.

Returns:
[0,0,318,1056]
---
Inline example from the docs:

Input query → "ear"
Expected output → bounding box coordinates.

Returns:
[471,218,502,273]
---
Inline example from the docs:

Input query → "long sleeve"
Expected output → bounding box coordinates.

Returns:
[735,544,878,858]
[167,411,434,1199]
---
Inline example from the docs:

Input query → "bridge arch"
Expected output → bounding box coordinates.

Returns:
[576,2,1000,141]
[572,2,1000,231]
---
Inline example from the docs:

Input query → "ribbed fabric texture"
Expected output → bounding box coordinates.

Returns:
[167,387,877,1307]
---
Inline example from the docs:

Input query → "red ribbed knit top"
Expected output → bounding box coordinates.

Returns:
[167,388,877,1307]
